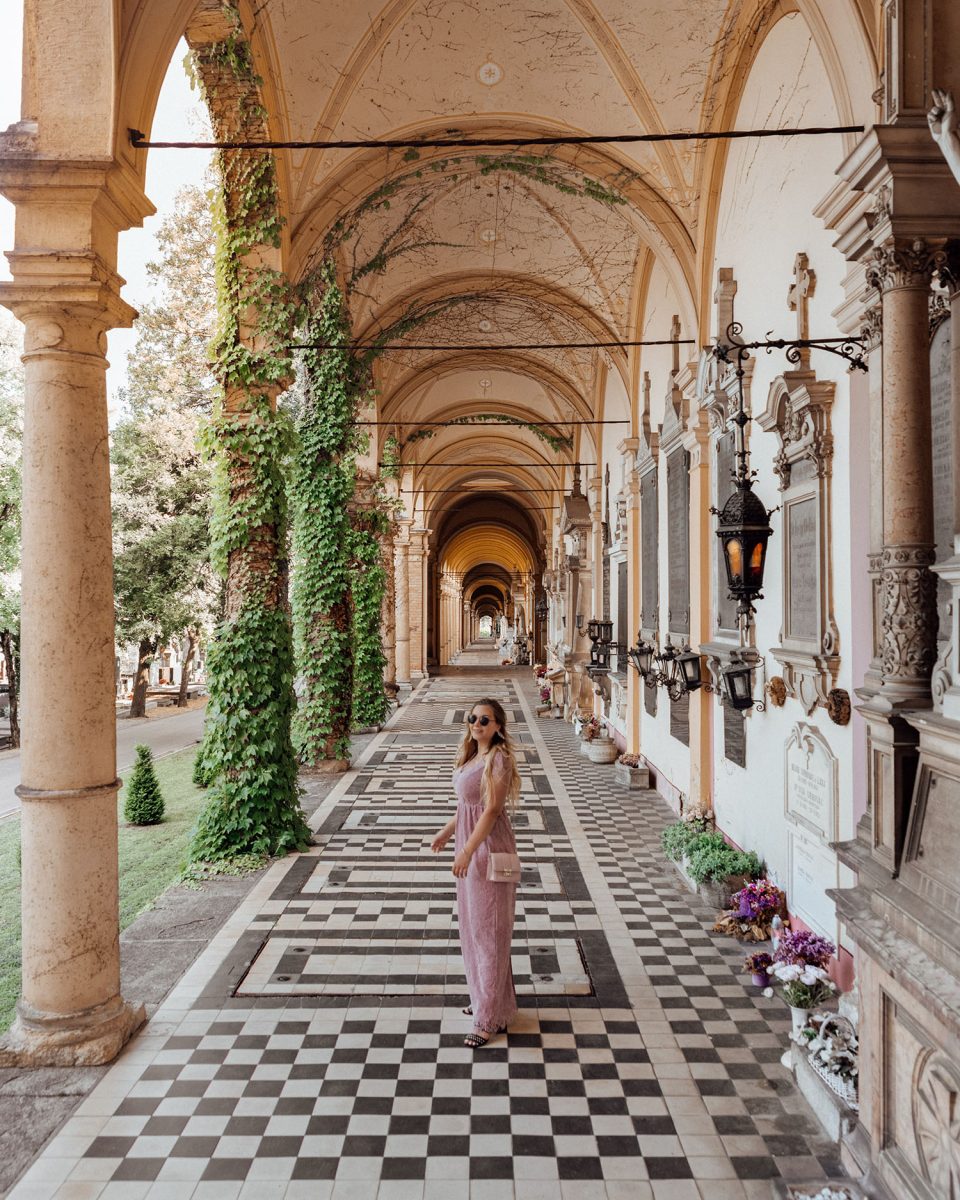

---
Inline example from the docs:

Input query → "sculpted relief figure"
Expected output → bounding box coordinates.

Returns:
[929,89,960,185]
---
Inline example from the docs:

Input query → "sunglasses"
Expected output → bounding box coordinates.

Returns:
[468,715,492,726]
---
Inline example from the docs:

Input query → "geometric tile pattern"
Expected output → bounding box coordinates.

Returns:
[7,659,850,1199]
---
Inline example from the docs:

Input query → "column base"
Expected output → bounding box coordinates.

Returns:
[300,759,350,775]
[0,993,145,1068]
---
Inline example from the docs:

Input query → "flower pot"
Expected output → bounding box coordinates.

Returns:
[751,971,770,988]
[585,737,618,764]
[790,1005,811,1040]
[614,761,650,790]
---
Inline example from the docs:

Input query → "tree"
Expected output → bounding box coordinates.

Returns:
[0,316,23,747]
[112,184,218,718]
[123,744,165,825]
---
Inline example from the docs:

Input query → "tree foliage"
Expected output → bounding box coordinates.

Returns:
[111,184,218,718]
[123,744,165,825]
[0,316,22,746]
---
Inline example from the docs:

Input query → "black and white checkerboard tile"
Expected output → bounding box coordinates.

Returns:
[8,666,849,1199]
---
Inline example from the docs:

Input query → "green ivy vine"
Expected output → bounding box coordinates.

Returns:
[404,414,573,454]
[187,9,310,860]
[289,265,367,765]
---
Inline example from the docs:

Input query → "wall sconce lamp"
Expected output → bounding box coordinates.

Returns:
[720,653,766,712]
[587,618,614,675]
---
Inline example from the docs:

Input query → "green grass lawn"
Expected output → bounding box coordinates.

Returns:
[0,746,208,1033]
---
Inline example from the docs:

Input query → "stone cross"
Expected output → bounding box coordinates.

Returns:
[671,314,681,374]
[787,252,816,367]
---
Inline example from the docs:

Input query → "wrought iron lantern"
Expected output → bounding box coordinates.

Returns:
[627,634,654,679]
[721,658,760,711]
[535,596,548,622]
[587,617,613,674]
[675,645,706,692]
[714,476,774,619]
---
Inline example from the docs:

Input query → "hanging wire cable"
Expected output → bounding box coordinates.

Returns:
[379,461,594,468]
[129,124,863,151]
[358,419,628,426]
[292,338,694,351]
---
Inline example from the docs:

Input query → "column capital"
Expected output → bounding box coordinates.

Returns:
[866,237,949,293]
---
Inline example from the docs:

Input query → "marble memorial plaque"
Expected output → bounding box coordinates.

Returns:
[644,678,657,717]
[617,560,628,668]
[931,319,953,635]
[722,700,746,768]
[784,723,837,842]
[787,826,839,941]
[715,431,738,632]
[787,496,818,642]
[602,552,611,621]
[667,447,690,635]
[670,691,689,746]
[641,470,658,631]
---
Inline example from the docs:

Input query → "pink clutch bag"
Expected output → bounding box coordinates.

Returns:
[487,852,522,882]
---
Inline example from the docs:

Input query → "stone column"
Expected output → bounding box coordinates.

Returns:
[408,529,429,678]
[381,527,397,697]
[0,167,151,1064]
[625,466,642,753]
[394,521,412,691]
[462,599,470,655]
[859,239,944,869]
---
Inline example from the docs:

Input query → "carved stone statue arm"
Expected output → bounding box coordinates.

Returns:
[929,89,960,186]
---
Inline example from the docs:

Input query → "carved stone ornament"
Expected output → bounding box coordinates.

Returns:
[867,238,948,294]
[860,302,883,353]
[759,363,840,715]
[881,544,939,682]
[913,1051,960,1199]
[767,677,787,707]
[826,688,851,726]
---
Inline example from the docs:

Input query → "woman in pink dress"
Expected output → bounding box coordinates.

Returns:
[431,697,521,1048]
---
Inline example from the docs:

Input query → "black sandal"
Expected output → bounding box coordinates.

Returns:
[462,1006,473,1016]
[463,1025,505,1049]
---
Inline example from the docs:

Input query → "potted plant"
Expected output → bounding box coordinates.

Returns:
[581,716,617,762]
[614,752,650,790]
[660,813,712,863]
[684,833,763,909]
[743,950,773,988]
[714,879,786,941]
[769,929,837,1039]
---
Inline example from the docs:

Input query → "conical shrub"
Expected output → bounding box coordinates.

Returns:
[124,744,165,825]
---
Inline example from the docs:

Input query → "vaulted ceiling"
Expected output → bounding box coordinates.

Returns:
[117,0,877,584]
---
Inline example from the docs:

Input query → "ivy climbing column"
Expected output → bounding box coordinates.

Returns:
[187,4,309,856]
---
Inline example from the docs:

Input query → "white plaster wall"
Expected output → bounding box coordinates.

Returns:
[708,11,857,949]
[636,262,694,804]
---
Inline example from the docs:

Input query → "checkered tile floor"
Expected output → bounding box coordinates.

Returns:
[8,666,850,1199]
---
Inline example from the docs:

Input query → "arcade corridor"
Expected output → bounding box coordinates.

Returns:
[8,658,845,1199]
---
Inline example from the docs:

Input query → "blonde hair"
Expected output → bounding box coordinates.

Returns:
[455,697,522,813]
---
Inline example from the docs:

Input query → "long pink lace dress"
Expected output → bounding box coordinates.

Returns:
[454,752,518,1034]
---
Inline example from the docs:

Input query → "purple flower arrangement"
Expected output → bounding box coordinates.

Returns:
[732,879,784,922]
[773,928,835,968]
[539,684,551,703]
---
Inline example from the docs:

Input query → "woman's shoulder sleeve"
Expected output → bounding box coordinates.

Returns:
[492,748,512,777]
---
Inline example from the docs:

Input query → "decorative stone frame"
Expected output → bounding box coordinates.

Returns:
[758,371,840,715]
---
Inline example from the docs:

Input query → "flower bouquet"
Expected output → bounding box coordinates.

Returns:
[768,929,837,1036]
[800,1012,859,1106]
[534,664,547,679]
[743,950,773,987]
[581,716,603,741]
[618,752,643,768]
[713,878,786,941]
[539,684,551,703]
